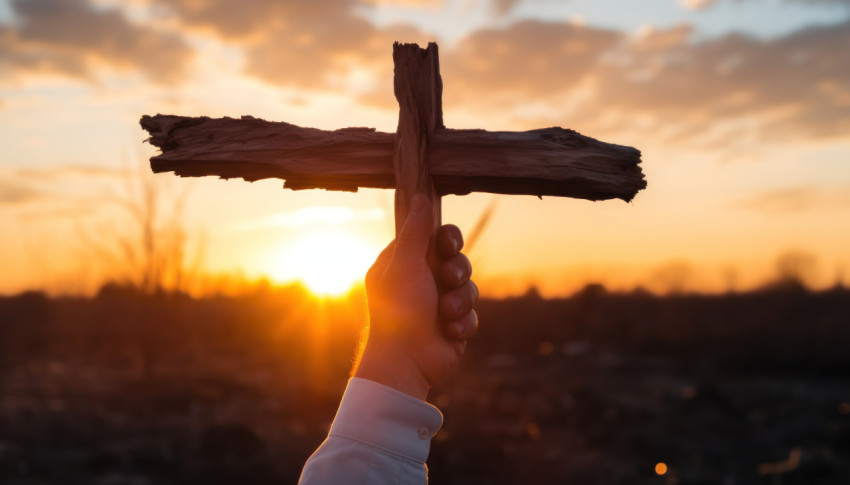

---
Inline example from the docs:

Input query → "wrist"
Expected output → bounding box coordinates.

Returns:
[354,341,431,401]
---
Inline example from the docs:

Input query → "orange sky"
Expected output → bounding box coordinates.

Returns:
[1,0,849,296]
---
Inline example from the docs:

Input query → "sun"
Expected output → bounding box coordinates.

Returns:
[269,229,378,296]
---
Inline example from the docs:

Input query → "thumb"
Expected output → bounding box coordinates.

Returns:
[393,194,434,266]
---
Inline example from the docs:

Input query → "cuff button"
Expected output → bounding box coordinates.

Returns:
[418,427,430,440]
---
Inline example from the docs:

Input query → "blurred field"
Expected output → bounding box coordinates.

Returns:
[1,282,849,485]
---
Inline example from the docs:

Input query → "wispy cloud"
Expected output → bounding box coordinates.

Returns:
[14,164,127,180]
[682,0,850,9]
[680,0,720,11]
[230,206,385,231]
[0,164,125,210]
[438,18,850,147]
[15,200,100,221]
[0,179,42,206]
[739,185,850,214]
[0,0,193,84]
[144,0,426,95]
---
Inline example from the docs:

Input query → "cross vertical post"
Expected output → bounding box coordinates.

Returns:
[393,42,444,272]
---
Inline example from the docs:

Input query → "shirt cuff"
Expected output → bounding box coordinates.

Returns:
[328,377,444,464]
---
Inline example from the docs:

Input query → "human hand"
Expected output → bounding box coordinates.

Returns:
[355,194,479,401]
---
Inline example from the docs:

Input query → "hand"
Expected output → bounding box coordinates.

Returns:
[355,194,479,401]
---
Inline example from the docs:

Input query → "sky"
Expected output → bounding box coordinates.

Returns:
[1,0,849,296]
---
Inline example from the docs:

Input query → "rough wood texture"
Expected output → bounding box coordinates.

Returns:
[392,42,442,242]
[431,128,644,201]
[140,115,646,202]
[140,114,396,192]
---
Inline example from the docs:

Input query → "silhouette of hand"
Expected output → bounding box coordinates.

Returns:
[356,194,479,400]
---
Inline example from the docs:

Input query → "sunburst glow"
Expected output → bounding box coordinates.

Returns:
[269,230,378,296]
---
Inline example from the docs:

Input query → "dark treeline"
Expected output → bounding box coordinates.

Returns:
[1,283,849,484]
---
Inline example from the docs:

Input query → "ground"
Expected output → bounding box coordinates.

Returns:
[1,284,849,484]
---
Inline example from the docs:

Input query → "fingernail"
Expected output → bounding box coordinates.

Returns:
[450,236,460,253]
[451,265,464,284]
[451,321,465,338]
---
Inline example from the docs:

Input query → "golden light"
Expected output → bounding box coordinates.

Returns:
[270,229,378,296]
[655,462,668,476]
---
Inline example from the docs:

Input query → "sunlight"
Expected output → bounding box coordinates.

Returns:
[270,229,378,296]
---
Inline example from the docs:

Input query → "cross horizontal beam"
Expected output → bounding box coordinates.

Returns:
[141,114,645,202]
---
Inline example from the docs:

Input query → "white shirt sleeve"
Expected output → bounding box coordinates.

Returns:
[298,377,444,485]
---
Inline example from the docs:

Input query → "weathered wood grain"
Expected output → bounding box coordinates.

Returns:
[431,127,645,201]
[141,114,646,202]
[392,42,443,237]
[392,41,443,271]
[140,114,395,192]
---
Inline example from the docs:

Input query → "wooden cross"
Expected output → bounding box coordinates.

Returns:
[141,43,645,269]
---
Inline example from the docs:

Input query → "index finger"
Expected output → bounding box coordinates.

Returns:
[437,224,463,258]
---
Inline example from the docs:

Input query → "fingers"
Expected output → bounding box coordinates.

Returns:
[437,224,463,258]
[439,280,479,321]
[444,310,479,340]
[438,253,472,289]
[437,225,477,341]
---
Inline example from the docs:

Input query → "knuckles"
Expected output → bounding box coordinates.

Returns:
[444,310,479,340]
[438,253,472,288]
[438,281,478,320]
[437,224,463,257]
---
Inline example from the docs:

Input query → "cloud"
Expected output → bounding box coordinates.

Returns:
[244,17,420,91]
[0,0,193,84]
[491,0,523,15]
[680,0,850,9]
[230,206,385,231]
[442,21,621,100]
[148,0,426,95]
[794,0,850,4]
[430,19,850,148]
[0,164,125,209]
[149,0,304,39]
[680,0,720,10]
[775,0,850,5]
[13,201,98,221]
[600,21,850,142]
[739,185,850,214]
[0,180,43,206]
[14,164,127,180]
